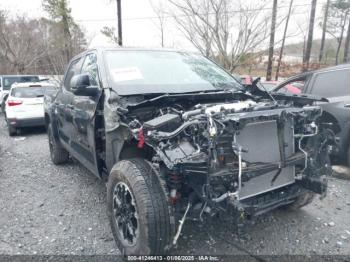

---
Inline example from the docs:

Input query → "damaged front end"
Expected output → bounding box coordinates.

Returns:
[113,91,333,241]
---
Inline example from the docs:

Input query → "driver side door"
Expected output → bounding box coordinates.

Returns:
[71,52,102,176]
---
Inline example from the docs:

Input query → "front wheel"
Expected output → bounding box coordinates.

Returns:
[107,159,174,255]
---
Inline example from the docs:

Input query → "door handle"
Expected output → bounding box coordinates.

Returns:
[344,103,350,108]
[67,104,74,109]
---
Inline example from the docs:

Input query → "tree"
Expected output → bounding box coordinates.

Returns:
[43,0,74,63]
[344,17,350,62]
[327,0,350,65]
[0,11,48,74]
[101,26,119,44]
[168,0,214,58]
[150,0,167,47]
[0,5,86,76]
[303,0,317,71]
[319,0,330,63]
[266,0,277,81]
[169,0,270,71]
[275,0,293,81]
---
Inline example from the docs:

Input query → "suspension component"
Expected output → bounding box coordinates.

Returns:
[167,171,183,204]
[168,172,182,189]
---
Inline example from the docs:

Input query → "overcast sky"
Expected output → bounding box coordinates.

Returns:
[0,0,329,51]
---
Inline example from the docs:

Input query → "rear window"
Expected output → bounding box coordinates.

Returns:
[3,76,40,90]
[311,69,350,97]
[11,87,45,98]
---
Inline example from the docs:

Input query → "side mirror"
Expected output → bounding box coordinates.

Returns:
[70,74,99,96]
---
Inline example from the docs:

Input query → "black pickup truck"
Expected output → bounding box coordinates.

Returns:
[45,48,333,255]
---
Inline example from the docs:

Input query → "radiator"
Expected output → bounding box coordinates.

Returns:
[236,119,295,200]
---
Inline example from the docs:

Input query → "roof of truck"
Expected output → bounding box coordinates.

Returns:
[70,46,198,61]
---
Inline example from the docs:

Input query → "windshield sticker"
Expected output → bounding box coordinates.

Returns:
[111,67,143,82]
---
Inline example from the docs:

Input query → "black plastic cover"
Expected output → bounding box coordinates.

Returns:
[144,113,181,131]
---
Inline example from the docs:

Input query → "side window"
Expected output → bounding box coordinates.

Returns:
[81,53,100,86]
[311,69,350,97]
[63,58,82,91]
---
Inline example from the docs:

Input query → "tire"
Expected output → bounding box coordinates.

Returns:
[8,125,17,136]
[107,159,174,255]
[1,99,6,114]
[48,123,69,164]
[284,192,315,211]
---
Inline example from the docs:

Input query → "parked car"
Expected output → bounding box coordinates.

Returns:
[0,75,40,112]
[273,64,350,164]
[4,82,53,136]
[45,48,332,255]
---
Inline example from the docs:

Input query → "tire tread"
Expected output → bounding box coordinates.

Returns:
[107,158,174,255]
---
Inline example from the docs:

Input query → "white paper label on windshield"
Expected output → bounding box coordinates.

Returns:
[112,67,143,82]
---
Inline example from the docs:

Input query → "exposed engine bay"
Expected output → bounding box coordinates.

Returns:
[112,91,333,242]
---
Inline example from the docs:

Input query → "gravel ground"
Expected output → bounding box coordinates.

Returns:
[0,116,350,258]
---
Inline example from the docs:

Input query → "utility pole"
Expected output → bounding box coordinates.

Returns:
[117,0,122,46]
[266,0,278,81]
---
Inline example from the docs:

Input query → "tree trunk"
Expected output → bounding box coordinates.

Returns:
[303,0,317,72]
[62,13,72,64]
[335,38,342,65]
[335,14,348,65]
[319,0,330,63]
[266,0,278,81]
[275,0,293,80]
[343,17,350,63]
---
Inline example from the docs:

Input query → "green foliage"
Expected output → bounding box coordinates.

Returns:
[327,0,350,32]
[332,0,350,10]
[0,1,86,74]
[42,0,72,22]
[42,0,86,64]
[101,26,119,44]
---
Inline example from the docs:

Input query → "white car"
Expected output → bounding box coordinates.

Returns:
[0,75,40,108]
[4,82,54,136]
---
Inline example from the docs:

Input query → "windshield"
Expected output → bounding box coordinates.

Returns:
[11,87,45,98]
[104,50,242,95]
[3,76,39,90]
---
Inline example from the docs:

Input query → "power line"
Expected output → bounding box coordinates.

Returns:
[75,2,324,23]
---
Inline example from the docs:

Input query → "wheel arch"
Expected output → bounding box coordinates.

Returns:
[105,127,155,174]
